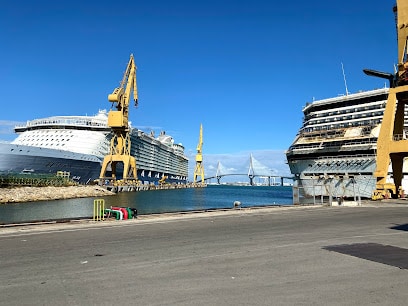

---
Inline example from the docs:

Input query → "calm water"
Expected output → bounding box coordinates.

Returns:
[0,185,293,224]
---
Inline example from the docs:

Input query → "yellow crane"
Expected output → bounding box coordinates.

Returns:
[193,124,205,183]
[364,1,408,199]
[159,175,168,185]
[99,54,138,183]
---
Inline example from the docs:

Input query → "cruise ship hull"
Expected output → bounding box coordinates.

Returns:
[0,143,188,185]
[0,143,102,184]
[288,156,377,199]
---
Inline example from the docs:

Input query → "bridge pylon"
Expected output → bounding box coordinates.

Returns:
[248,154,255,185]
[215,161,222,184]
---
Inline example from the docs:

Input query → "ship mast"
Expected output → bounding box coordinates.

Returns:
[99,54,138,183]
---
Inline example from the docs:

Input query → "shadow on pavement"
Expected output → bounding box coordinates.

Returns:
[323,243,408,269]
[389,223,408,231]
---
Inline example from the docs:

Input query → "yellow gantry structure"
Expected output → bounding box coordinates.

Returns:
[99,54,138,183]
[366,1,408,199]
[193,124,205,183]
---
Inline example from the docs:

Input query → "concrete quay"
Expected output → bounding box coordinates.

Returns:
[104,182,206,193]
[0,185,115,204]
[0,183,206,204]
[1,202,408,305]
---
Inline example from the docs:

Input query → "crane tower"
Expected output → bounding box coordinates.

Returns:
[193,124,205,183]
[364,0,408,199]
[99,54,138,183]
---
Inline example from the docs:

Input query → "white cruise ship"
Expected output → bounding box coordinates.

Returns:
[286,87,408,199]
[0,110,188,184]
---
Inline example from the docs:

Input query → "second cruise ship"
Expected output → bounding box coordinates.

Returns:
[285,87,408,199]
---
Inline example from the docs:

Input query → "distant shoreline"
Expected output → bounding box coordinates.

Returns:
[0,185,115,204]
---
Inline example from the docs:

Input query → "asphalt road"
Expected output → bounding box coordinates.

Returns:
[1,204,408,306]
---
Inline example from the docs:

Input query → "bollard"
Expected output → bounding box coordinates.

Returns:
[93,199,105,221]
[233,201,241,208]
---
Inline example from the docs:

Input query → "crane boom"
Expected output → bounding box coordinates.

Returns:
[109,55,138,107]
[99,54,138,183]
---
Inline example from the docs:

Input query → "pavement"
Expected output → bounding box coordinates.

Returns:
[1,202,408,305]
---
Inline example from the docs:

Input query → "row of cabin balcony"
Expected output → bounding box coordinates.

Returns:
[301,119,382,133]
[305,102,408,122]
[290,138,377,150]
[302,89,389,113]
[304,100,385,120]
[22,118,108,128]
[306,109,385,123]
[305,116,383,128]
[305,115,408,130]
[307,113,384,126]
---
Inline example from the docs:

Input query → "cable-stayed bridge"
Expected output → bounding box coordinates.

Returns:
[204,154,293,185]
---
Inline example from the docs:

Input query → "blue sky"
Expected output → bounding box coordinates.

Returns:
[0,0,397,181]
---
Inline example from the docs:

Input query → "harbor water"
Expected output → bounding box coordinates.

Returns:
[0,185,293,224]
